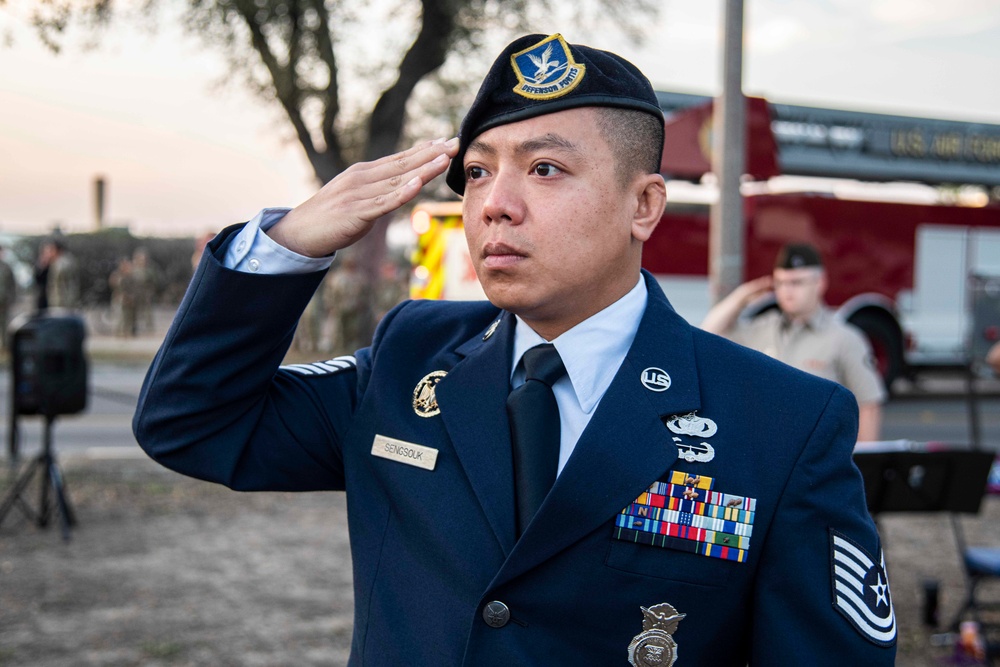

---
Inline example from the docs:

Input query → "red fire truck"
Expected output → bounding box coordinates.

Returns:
[410,92,1000,389]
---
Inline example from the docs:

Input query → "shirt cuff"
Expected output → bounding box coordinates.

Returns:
[223,207,336,274]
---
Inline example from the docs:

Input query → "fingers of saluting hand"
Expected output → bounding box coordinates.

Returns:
[347,138,460,221]
[270,137,460,258]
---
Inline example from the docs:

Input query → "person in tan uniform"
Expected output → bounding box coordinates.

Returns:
[701,243,886,442]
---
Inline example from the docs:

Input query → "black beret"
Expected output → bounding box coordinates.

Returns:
[774,243,824,270]
[446,33,664,194]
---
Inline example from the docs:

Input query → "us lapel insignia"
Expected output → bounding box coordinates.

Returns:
[640,367,671,392]
[628,602,686,667]
[412,370,447,417]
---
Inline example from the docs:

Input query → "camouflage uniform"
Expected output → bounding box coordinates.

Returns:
[323,261,366,354]
[0,253,16,349]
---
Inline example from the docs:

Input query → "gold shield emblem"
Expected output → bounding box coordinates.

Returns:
[412,371,448,418]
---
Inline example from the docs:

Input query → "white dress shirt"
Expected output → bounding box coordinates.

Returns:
[510,277,647,475]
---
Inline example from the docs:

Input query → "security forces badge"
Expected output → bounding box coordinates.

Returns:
[412,371,447,417]
[510,33,586,100]
[628,603,686,667]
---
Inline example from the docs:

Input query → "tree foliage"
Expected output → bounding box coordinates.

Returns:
[9,0,657,335]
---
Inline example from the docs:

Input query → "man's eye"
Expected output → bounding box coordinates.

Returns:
[532,163,562,177]
[466,166,487,180]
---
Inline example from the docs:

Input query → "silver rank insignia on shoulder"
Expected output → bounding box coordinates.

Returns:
[412,371,447,418]
[628,603,686,667]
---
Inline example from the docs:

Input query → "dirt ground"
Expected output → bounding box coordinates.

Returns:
[1,456,998,666]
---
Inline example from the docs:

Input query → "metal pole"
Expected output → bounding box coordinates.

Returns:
[709,0,747,303]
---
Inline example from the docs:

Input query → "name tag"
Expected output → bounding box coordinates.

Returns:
[371,435,438,471]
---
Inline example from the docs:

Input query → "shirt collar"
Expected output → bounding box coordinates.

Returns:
[511,276,648,414]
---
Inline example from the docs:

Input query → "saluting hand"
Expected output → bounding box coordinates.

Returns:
[268,137,460,258]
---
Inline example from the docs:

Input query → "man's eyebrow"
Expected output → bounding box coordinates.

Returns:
[464,133,582,159]
[465,138,496,158]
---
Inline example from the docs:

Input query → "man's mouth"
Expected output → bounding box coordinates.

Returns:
[482,242,526,269]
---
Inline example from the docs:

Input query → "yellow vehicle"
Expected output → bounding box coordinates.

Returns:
[409,201,486,301]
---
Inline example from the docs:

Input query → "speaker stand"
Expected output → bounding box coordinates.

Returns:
[0,416,76,542]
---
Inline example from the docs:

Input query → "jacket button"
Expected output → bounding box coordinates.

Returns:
[482,600,510,628]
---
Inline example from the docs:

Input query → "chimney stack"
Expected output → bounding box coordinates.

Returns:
[94,175,106,230]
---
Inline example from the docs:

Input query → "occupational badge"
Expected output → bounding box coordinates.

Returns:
[510,33,586,100]
[665,412,717,463]
[412,370,447,418]
[673,437,715,463]
[627,603,686,667]
[665,412,717,438]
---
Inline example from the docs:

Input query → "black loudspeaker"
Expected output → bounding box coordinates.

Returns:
[9,312,88,417]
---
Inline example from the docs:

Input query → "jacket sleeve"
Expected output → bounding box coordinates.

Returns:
[132,224,371,492]
[750,385,897,665]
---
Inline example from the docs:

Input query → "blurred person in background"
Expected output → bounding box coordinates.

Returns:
[323,253,365,354]
[109,257,138,337]
[44,238,81,310]
[0,246,16,349]
[988,341,1000,376]
[701,242,885,442]
[131,247,159,333]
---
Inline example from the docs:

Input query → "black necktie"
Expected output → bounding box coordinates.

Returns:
[507,343,566,537]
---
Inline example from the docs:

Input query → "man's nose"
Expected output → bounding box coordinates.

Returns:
[481,170,525,226]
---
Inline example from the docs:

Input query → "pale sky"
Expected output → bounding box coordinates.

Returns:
[1,0,998,238]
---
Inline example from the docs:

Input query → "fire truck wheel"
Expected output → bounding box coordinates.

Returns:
[848,311,904,394]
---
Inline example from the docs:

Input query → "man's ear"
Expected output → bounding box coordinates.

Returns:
[631,174,667,243]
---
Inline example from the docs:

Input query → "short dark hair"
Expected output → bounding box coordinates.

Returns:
[595,107,664,188]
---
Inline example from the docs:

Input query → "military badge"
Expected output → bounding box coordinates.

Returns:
[510,33,586,100]
[673,438,715,463]
[412,371,447,417]
[830,529,897,646]
[628,603,685,667]
[482,318,501,341]
[665,412,717,438]
[665,412,718,463]
[640,367,671,392]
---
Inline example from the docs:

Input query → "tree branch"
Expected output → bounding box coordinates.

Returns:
[365,0,456,160]
[232,0,319,166]
[307,0,346,176]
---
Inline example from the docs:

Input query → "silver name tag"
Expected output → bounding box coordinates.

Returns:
[371,435,438,471]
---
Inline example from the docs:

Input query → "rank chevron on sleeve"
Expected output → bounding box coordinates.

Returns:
[830,529,897,646]
[614,470,757,562]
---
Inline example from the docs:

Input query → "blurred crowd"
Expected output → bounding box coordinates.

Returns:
[0,236,410,354]
[291,255,408,356]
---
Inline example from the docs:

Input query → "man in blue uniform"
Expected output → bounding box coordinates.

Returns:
[134,33,896,665]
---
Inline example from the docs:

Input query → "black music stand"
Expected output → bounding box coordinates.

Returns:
[853,449,996,518]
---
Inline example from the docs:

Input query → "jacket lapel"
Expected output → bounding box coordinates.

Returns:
[493,274,703,585]
[435,311,518,556]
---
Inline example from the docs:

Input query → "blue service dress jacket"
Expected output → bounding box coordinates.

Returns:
[133,225,897,666]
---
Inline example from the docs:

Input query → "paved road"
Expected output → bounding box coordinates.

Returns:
[1,360,997,462]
